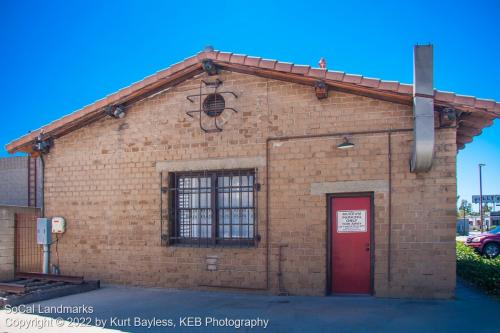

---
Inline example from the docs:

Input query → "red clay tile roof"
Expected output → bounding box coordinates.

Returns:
[6,49,500,154]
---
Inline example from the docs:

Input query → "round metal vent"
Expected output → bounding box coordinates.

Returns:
[203,93,225,117]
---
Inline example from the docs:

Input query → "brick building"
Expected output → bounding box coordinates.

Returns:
[0,156,41,207]
[5,46,499,298]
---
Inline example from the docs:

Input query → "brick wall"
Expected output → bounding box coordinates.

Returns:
[42,70,456,298]
[0,156,41,207]
[0,206,41,280]
[0,208,15,280]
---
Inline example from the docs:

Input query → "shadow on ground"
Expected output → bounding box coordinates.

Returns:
[2,280,498,333]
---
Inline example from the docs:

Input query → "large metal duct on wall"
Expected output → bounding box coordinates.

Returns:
[410,45,435,173]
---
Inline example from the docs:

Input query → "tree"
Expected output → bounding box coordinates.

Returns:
[483,203,491,214]
[458,199,472,217]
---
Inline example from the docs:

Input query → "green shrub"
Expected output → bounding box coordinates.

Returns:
[456,242,500,295]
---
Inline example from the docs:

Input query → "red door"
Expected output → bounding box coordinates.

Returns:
[331,196,371,294]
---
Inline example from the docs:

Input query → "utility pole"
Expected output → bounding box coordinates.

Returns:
[479,163,486,232]
[463,204,467,236]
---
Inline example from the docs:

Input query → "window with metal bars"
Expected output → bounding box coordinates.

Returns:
[168,169,257,246]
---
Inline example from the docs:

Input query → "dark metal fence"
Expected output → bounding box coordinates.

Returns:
[15,211,42,273]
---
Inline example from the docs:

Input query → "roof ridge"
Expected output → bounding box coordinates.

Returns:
[196,49,500,111]
[5,49,500,153]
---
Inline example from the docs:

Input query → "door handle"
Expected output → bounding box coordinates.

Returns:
[365,243,370,252]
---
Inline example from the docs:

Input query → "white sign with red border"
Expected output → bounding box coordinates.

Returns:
[336,210,367,233]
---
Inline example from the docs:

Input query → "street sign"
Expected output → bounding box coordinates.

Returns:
[472,195,500,204]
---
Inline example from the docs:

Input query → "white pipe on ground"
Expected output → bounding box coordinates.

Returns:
[43,244,50,274]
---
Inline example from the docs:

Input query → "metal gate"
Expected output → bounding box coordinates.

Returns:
[15,211,42,273]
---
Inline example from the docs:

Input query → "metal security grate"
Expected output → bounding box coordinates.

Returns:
[166,169,257,247]
[203,94,225,117]
[217,173,254,241]
[15,212,42,273]
[178,175,213,239]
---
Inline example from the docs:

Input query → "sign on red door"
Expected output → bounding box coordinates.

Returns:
[331,196,371,294]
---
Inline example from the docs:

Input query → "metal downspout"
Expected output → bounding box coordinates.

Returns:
[39,154,49,274]
[387,131,392,284]
[39,154,45,217]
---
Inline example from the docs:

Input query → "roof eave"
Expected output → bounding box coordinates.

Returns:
[5,50,500,154]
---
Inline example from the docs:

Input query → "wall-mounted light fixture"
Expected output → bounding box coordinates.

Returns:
[32,132,53,154]
[439,107,456,127]
[202,59,218,76]
[337,137,354,149]
[105,105,126,119]
[314,80,328,99]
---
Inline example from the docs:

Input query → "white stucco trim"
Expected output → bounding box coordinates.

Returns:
[310,180,388,195]
[156,156,265,173]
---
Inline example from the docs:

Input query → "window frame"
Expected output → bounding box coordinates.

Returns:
[168,169,257,247]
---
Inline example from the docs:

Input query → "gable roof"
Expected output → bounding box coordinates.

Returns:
[6,49,500,154]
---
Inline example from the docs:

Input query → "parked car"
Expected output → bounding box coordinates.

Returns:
[465,226,500,258]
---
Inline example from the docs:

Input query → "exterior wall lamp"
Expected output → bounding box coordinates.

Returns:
[337,137,354,149]
[202,59,218,76]
[32,132,53,154]
[314,80,328,99]
[439,107,457,127]
[105,105,126,119]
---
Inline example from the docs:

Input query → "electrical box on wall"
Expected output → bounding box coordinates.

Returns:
[37,218,51,245]
[51,217,66,233]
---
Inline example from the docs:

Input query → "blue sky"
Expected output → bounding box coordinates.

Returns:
[1,0,498,209]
